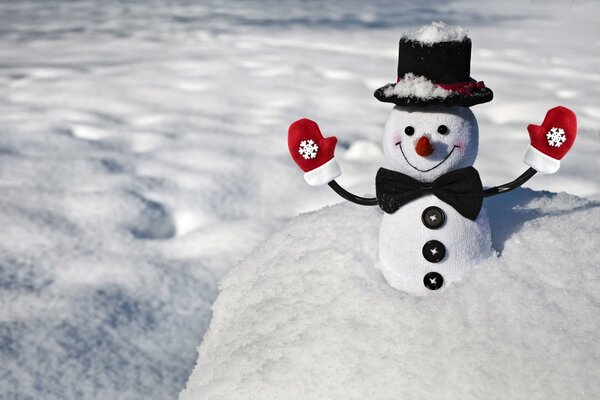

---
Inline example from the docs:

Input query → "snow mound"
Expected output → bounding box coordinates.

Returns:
[403,21,468,44]
[383,73,452,99]
[180,189,600,400]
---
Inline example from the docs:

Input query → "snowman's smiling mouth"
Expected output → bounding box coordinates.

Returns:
[397,142,460,172]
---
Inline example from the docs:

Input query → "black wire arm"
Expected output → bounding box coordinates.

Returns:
[328,167,538,205]
[328,180,378,206]
[483,168,537,197]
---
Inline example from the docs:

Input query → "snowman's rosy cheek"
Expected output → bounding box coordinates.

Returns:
[454,141,465,153]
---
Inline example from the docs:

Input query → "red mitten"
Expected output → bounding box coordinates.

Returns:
[288,118,341,186]
[523,106,577,174]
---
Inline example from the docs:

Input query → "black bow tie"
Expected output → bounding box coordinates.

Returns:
[375,167,483,221]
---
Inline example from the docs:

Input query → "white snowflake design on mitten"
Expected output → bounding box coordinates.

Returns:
[298,139,319,159]
[546,127,566,147]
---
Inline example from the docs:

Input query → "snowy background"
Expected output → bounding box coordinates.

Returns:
[0,1,599,399]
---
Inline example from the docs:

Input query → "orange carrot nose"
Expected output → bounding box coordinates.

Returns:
[415,136,433,157]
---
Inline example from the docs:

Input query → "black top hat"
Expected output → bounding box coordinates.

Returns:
[374,37,493,107]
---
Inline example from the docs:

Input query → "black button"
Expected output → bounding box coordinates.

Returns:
[422,240,446,263]
[423,272,444,290]
[421,206,445,229]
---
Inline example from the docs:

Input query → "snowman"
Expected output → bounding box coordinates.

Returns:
[288,23,577,295]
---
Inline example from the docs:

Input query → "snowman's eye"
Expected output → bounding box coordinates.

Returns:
[437,125,449,135]
[404,126,415,136]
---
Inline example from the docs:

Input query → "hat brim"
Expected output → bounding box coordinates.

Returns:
[374,83,493,107]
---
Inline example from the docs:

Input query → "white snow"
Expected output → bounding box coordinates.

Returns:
[0,0,599,399]
[403,21,469,44]
[383,72,453,99]
[181,192,600,399]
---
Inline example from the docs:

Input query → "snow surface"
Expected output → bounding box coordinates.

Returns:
[0,0,599,399]
[403,21,468,44]
[181,191,600,399]
[383,72,452,99]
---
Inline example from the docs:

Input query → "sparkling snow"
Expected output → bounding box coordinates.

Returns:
[403,21,468,44]
[181,192,600,399]
[0,1,599,399]
[383,72,452,99]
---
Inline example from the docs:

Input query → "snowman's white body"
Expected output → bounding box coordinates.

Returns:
[379,196,491,295]
[378,105,493,294]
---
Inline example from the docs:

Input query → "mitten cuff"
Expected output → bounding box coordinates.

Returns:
[524,145,560,174]
[304,158,342,186]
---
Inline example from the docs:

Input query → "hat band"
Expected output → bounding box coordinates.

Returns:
[396,77,486,96]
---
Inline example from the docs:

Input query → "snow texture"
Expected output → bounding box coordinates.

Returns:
[1,0,599,399]
[403,21,468,44]
[383,73,453,99]
[181,191,600,399]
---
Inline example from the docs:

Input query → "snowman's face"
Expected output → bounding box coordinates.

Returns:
[382,105,479,181]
